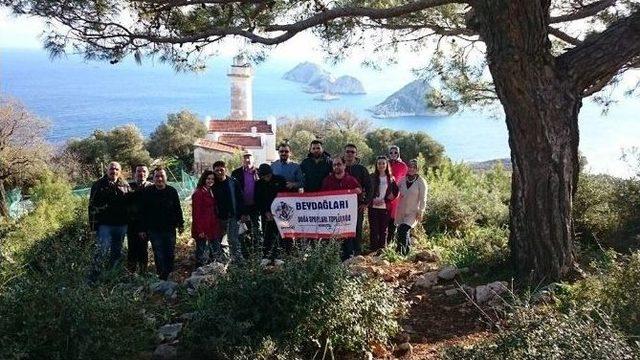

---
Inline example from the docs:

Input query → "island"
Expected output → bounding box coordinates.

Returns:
[367,79,443,118]
[283,62,366,95]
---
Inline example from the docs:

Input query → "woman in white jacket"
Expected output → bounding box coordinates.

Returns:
[395,159,427,255]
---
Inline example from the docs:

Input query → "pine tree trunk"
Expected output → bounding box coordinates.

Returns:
[0,179,9,219]
[472,0,580,282]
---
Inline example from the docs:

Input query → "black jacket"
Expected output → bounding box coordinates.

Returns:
[212,176,245,220]
[140,185,184,233]
[88,176,131,230]
[254,174,288,216]
[127,180,153,232]
[300,152,332,193]
[345,160,372,205]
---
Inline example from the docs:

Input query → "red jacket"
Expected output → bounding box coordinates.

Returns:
[388,159,408,218]
[321,173,361,191]
[191,186,221,241]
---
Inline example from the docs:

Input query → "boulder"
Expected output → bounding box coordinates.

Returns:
[397,342,413,354]
[192,262,227,277]
[414,271,439,288]
[184,274,217,290]
[150,281,178,298]
[438,266,459,280]
[445,288,459,296]
[158,323,183,342]
[152,344,177,360]
[475,281,508,304]
[414,250,440,263]
[343,255,366,267]
[372,257,390,267]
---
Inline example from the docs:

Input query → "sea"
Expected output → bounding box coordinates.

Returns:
[1,49,639,177]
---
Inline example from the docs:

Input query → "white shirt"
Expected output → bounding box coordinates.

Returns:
[372,176,388,209]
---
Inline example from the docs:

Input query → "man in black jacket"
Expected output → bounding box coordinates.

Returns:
[343,144,373,255]
[139,167,184,280]
[254,163,288,266]
[127,164,153,273]
[212,160,245,262]
[231,152,260,258]
[87,161,130,282]
[300,140,332,193]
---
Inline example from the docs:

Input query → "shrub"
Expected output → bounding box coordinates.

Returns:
[428,225,510,271]
[442,309,639,360]
[183,243,406,359]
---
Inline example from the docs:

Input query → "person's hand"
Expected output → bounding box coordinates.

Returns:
[138,232,147,240]
[353,187,362,195]
[416,213,423,223]
[286,181,296,189]
[386,193,395,200]
[373,199,385,206]
[240,215,250,222]
[359,204,368,212]
[265,212,274,221]
[198,232,206,239]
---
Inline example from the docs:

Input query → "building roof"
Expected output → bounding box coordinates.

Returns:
[208,120,273,134]
[193,139,243,154]
[219,134,262,148]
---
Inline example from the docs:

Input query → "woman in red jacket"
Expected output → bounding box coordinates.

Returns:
[192,170,221,266]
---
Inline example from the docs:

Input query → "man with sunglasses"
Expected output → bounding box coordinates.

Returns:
[271,142,304,192]
[387,145,408,246]
[342,144,372,256]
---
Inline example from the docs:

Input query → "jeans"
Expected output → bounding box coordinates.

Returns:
[240,207,262,258]
[88,224,127,281]
[396,223,412,256]
[220,218,243,262]
[369,208,390,252]
[126,229,148,273]
[354,208,364,255]
[195,238,216,266]
[149,231,176,280]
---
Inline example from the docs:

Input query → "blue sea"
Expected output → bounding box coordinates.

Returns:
[1,49,639,176]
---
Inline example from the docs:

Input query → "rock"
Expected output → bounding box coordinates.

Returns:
[394,332,411,344]
[192,262,227,277]
[158,323,183,342]
[283,62,366,94]
[414,250,440,263]
[331,75,366,94]
[438,266,459,280]
[445,289,459,296]
[459,267,470,274]
[368,79,449,118]
[150,281,178,298]
[373,257,390,266]
[282,62,330,83]
[383,274,396,282]
[475,281,508,304]
[370,341,390,358]
[348,265,370,277]
[152,344,177,360]
[397,342,413,354]
[184,274,217,291]
[343,255,366,266]
[179,312,196,321]
[414,271,439,288]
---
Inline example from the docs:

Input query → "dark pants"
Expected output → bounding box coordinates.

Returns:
[341,238,357,261]
[149,231,176,280]
[126,229,148,273]
[369,208,390,252]
[195,238,215,266]
[387,219,397,247]
[240,206,261,258]
[262,218,292,259]
[88,224,127,282]
[354,208,364,255]
[396,224,412,256]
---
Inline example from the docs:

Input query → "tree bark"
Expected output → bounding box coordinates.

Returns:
[472,0,579,282]
[0,179,9,219]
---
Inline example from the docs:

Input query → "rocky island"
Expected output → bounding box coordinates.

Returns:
[283,62,366,98]
[368,79,443,118]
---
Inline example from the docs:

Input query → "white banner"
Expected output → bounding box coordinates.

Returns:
[270,190,358,239]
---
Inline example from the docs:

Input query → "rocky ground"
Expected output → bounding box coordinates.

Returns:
[147,242,507,360]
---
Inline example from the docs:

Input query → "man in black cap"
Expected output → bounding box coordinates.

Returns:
[254,163,288,266]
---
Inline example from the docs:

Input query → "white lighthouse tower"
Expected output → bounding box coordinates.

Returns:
[227,55,253,120]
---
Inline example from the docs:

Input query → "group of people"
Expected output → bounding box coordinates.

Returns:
[87,140,427,282]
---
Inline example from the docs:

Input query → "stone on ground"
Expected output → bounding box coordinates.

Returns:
[438,265,460,280]
[414,271,439,288]
[157,323,183,342]
[152,344,177,360]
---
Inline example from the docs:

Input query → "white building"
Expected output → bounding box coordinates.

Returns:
[193,56,277,172]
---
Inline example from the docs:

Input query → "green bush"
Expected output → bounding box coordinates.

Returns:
[442,309,639,360]
[574,173,640,250]
[429,225,510,270]
[183,243,406,359]
[559,251,640,337]
[424,162,509,236]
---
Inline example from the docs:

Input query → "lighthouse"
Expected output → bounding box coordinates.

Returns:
[227,55,253,120]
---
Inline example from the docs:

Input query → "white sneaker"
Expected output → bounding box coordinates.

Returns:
[273,259,285,266]
[260,258,272,267]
